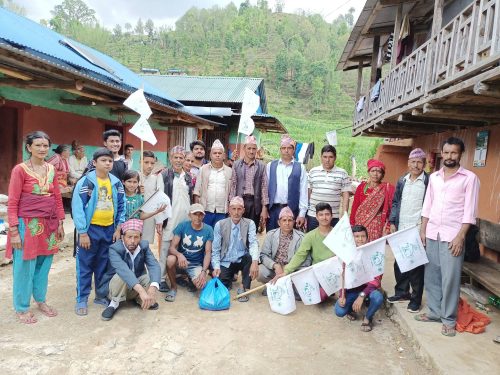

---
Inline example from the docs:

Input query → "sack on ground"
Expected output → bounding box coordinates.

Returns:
[199,277,230,311]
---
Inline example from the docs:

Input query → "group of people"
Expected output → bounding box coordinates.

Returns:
[6,129,479,337]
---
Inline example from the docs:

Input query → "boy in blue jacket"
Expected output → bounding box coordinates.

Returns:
[72,148,126,316]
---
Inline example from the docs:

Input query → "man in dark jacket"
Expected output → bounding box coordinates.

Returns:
[99,219,161,321]
[388,148,429,313]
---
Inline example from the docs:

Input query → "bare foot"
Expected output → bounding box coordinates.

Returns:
[37,302,58,317]
[17,311,38,324]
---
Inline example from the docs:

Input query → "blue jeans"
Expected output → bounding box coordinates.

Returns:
[203,212,226,228]
[334,289,384,321]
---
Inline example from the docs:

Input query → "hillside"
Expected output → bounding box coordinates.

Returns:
[31,0,380,175]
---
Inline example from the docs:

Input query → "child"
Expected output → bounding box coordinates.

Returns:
[72,148,126,316]
[140,151,162,244]
[122,169,166,221]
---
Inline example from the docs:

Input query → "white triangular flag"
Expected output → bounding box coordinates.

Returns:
[241,87,260,117]
[326,130,337,146]
[312,256,343,296]
[344,250,372,289]
[238,114,255,136]
[123,89,153,119]
[291,268,321,305]
[358,237,386,279]
[323,212,357,264]
[266,276,296,315]
[129,116,157,145]
[387,226,428,273]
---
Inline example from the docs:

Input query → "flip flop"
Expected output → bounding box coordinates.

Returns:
[75,301,88,316]
[37,302,58,317]
[414,313,440,323]
[493,336,500,344]
[17,311,37,324]
[165,289,177,302]
[441,325,456,337]
[360,320,373,332]
[346,313,357,321]
[237,288,249,303]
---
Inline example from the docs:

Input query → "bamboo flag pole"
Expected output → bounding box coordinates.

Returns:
[232,283,267,300]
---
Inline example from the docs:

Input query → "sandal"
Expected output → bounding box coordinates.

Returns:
[414,313,440,323]
[360,319,373,332]
[493,336,500,344]
[237,288,249,303]
[441,325,456,337]
[37,302,58,317]
[75,301,88,316]
[165,289,177,302]
[17,311,37,324]
[346,313,357,321]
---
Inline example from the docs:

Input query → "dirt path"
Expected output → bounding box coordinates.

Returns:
[0,245,434,375]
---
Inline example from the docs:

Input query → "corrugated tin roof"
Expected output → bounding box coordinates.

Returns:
[0,7,182,108]
[142,75,263,104]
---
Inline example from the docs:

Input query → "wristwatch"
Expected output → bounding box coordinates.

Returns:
[359,292,366,298]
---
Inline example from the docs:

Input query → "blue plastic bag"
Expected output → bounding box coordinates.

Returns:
[199,277,230,311]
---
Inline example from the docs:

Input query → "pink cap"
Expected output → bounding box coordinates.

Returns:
[229,196,245,207]
[280,134,295,148]
[245,135,257,145]
[121,219,143,234]
[409,148,426,160]
[170,145,185,156]
[279,206,294,219]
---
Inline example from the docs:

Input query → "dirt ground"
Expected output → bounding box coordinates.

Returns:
[0,240,435,375]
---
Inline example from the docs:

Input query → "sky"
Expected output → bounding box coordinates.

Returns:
[14,0,366,29]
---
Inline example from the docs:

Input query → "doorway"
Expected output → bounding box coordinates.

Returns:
[0,106,19,194]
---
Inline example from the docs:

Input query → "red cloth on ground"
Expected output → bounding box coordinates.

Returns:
[456,297,491,334]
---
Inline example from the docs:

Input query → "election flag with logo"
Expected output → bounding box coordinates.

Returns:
[387,226,428,273]
[357,237,386,279]
[238,87,260,135]
[323,212,357,264]
[266,276,296,315]
[129,116,157,146]
[312,256,343,296]
[123,89,153,119]
[344,250,372,289]
[290,268,321,305]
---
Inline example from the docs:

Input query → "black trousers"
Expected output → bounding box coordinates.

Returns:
[219,253,252,290]
[394,261,425,305]
[242,195,260,228]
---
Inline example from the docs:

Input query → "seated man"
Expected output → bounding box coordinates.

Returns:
[98,219,160,321]
[258,207,309,290]
[212,196,259,302]
[273,202,336,302]
[164,203,214,302]
[335,225,384,332]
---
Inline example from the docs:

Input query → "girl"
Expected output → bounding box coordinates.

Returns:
[122,170,166,221]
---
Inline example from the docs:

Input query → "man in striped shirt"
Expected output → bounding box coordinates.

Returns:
[307,145,351,232]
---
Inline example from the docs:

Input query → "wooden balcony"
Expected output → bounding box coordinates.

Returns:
[354,0,500,137]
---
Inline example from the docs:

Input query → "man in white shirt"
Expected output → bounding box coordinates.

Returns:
[266,134,308,231]
[68,143,87,184]
[194,139,232,228]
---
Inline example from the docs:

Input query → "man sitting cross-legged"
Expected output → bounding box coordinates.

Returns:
[335,224,384,332]
[164,203,214,302]
[98,219,160,321]
[258,207,309,292]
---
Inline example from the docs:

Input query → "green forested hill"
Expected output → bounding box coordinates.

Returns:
[6,0,380,175]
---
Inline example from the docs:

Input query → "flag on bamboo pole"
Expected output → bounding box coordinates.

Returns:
[344,250,373,289]
[237,87,260,135]
[266,276,296,315]
[387,226,428,273]
[357,237,387,279]
[290,268,322,305]
[123,88,152,119]
[129,116,157,146]
[323,212,357,264]
[312,256,343,296]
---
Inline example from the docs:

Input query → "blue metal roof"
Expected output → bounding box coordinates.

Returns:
[0,7,182,108]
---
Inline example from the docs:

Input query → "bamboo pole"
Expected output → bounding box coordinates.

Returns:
[233,284,267,300]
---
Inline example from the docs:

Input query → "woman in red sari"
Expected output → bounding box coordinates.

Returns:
[350,159,395,241]
[47,144,71,193]
[7,131,65,324]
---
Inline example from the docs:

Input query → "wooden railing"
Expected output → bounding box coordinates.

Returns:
[353,0,500,132]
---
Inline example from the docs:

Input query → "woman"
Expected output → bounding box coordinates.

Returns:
[7,131,65,324]
[350,159,395,241]
[47,144,71,193]
[68,141,87,184]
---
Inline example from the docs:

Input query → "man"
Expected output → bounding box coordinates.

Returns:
[68,142,87,183]
[211,197,259,302]
[335,225,384,332]
[258,207,308,286]
[98,219,160,321]
[388,148,429,313]
[194,139,232,227]
[266,134,308,231]
[189,140,207,178]
[229,135,269,228]
[272,202,336,302]
[165,203,214,302]
[83,129,127,180]
[157,145,193,293]
[307,145,351,231]
[121,144,134,170]
[416,137,479,337]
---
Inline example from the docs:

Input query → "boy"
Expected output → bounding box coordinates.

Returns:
[140,150,162,244]
[72,148,126,316]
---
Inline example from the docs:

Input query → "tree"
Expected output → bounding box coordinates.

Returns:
[0,0,26,15]
[145,19,155,38]
[124,22,132,34]
[345,7,355,27]
[135,18,144,35]
[275,0,284,13]
[113,24,122,37]
[49,0,97,32]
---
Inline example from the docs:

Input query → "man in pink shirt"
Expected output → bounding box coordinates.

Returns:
[416,137,479,337]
